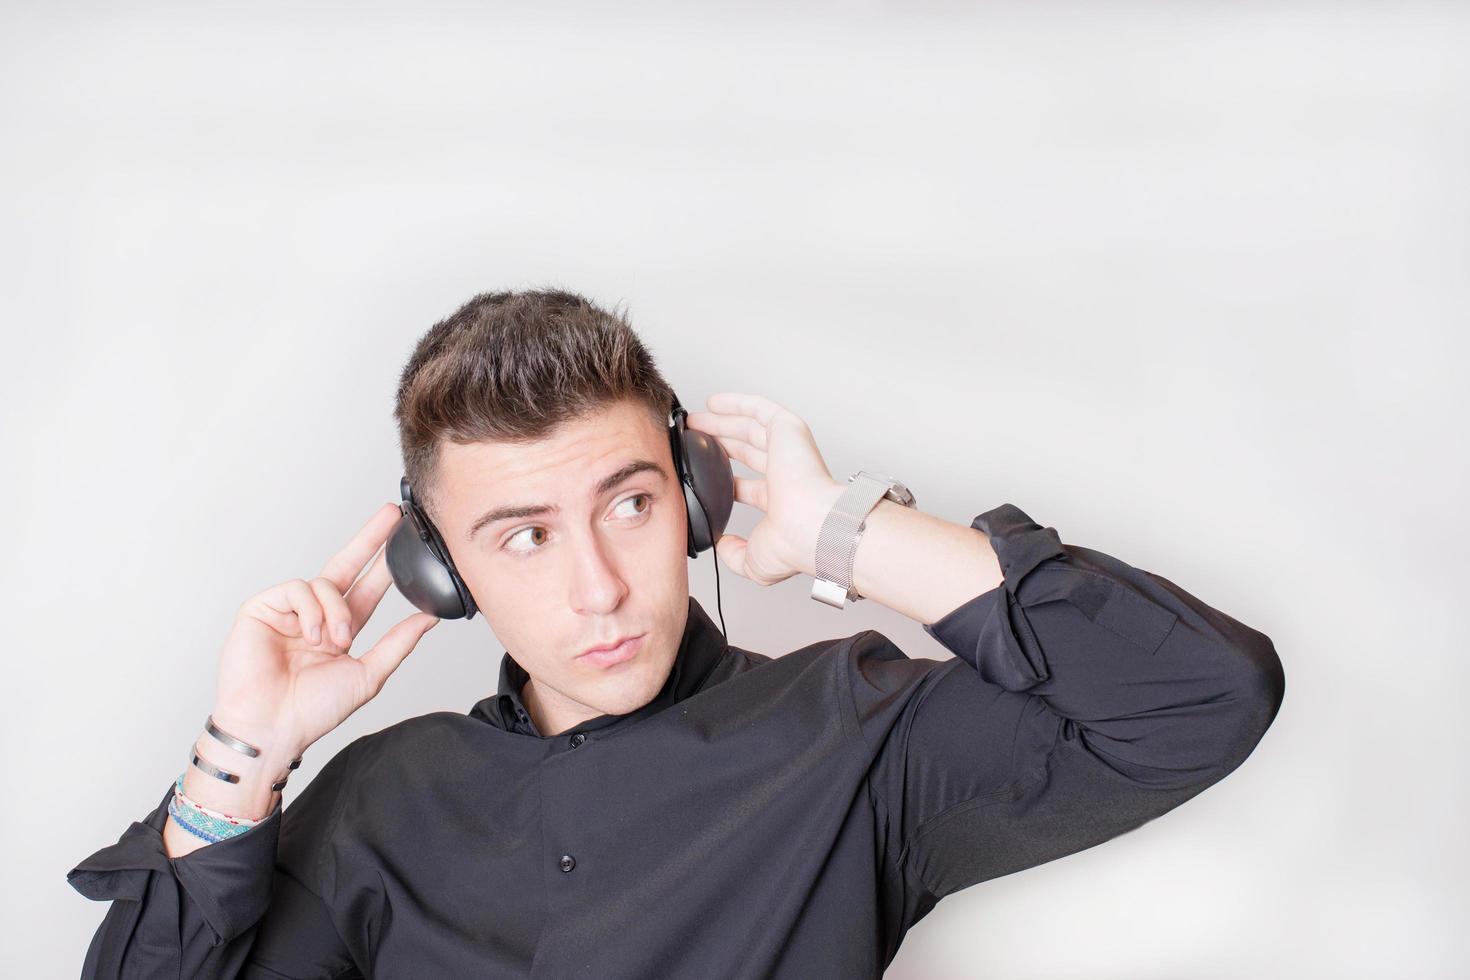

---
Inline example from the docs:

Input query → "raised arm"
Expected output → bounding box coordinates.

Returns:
[66,502,438,977]
[843,503,1285,947]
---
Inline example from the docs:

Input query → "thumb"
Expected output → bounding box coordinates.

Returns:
[714,534,748,580]
[360,612,440,691]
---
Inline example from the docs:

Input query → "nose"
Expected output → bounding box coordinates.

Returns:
[568,523,629,616]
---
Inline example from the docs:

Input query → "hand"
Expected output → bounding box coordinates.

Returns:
[210,503,441,763]
[685,392,844,586]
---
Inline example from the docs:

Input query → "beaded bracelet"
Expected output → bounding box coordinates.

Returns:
[169,772,265,843]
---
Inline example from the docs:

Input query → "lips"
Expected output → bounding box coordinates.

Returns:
[577,634,644,668]
[580,634,636,657]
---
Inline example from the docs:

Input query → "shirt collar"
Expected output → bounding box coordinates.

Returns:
[468,595,728,737]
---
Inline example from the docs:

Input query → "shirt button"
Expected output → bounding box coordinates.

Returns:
[559,854,576,872]
[569,732,586,748]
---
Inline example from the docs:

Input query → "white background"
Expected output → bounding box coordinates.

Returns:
[4,2,1467,977]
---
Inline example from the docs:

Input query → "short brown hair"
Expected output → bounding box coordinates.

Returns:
[393,288,676,520]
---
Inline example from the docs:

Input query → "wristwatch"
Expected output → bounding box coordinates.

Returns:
[811,470,917,609]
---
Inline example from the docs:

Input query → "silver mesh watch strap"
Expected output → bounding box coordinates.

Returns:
[811,474,893,608]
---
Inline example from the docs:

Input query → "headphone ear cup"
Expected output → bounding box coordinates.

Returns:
[421,511,478,619]
[678,426,735,554]
[385,504,477,620]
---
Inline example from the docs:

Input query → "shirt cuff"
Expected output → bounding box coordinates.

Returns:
[921,503,1068,691]
[67,776,285,945]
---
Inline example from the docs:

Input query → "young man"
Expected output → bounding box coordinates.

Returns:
[68,290,1286,978]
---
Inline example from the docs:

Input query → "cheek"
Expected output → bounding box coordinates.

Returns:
[455,554,537,619]
[659,494,685,534]
[651,497,692,555]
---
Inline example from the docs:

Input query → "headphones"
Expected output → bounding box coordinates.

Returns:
[385,389,735,624]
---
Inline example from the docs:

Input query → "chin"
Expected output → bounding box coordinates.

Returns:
[587,669,661,716]
[602,679,659,715]
[573,634,674,713]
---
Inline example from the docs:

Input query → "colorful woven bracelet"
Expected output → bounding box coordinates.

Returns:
[173,772,264,825]
[168,772,263,843]
[168,794,232,844]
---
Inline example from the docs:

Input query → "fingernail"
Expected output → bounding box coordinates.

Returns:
[335,623,350,644]
[310,625,321,644]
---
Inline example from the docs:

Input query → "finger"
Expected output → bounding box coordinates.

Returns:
[345,545,394,633]
[686,410,768,450]
[733,475,768,512]
[267,578,325,644]
[711,434,768,475]
[240,596,301,636]
[704,392,783,428]
[358,612,441,693]
[714,533,750,581]
[319,503,403,594]
[308,577,354,648]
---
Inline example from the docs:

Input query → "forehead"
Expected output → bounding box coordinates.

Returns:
[436,398,668,504]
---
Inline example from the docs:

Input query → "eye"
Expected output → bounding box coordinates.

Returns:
[503,525,549,555]
[501,493,653,557]
[613,492,652,519]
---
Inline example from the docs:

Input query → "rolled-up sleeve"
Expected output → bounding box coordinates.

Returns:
[847,503,1285,938]
[66,741,362,979]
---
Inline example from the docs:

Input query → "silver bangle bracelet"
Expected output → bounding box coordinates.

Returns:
[205,715,260,758]
[205,715,303,768]
[189,748,298,792]
[190,749,241,784]
[191,718,305,791]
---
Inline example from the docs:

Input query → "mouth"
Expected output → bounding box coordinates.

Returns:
[577,633,645,668]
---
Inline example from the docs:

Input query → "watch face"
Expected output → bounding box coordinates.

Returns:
[857,470,915,507]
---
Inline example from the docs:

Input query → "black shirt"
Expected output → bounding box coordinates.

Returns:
[67,503,1285,978]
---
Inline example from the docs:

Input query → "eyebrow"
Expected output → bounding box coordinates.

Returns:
[466,458,670,541]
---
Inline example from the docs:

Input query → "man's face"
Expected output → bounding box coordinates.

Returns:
[431,396,691,731]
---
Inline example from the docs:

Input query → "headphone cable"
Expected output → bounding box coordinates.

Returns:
[694,492,728,642]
